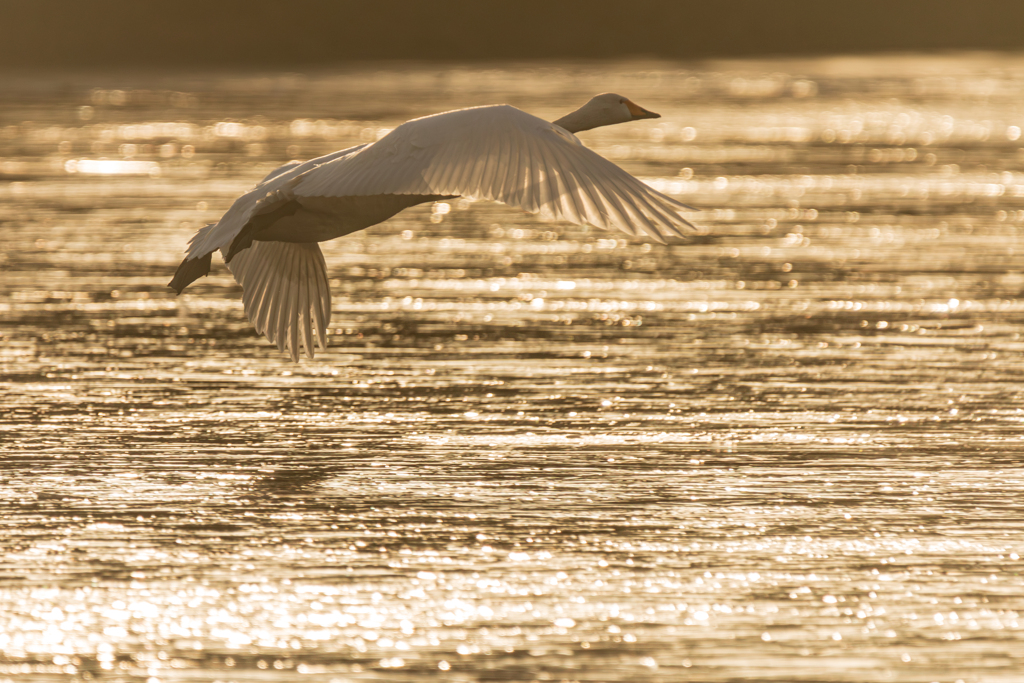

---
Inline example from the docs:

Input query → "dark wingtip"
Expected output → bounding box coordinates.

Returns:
[168,252,213,294]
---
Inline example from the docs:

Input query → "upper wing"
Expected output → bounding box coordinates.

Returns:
[292,105,697,243]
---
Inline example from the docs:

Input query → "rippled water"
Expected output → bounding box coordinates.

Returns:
[3,55,1024,682]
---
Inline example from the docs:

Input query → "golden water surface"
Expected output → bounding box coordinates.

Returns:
[2,55,1024,682]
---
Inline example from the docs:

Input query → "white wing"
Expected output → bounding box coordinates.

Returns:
[225,240,330,362]
[294,105,696,242]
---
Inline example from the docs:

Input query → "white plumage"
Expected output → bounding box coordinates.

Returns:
[170,93,698,360]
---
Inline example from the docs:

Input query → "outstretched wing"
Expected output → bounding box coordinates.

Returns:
[224,240,330,362]
[293,104,697,243]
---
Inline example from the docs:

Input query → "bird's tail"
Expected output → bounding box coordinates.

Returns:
[168,223,218,293]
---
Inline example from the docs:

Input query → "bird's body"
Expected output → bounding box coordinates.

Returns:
[171,94,697,360]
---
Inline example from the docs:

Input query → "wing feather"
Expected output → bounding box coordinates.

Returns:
[526,135,547,214]
[311,248,329,351]
[464,135,491,192]
[545,143,608,230]
[547,142,585,224]
[478,127,504,197]
[449,138,476,196]
[300,260,315,358]
[294,253,309,360]
[243,250,273,331]
[499,126,522,207]
[536,136,560,220]
[252,260,276,340]
[425,136,461,193]
[283,249,300,359]
[268,253,288,355]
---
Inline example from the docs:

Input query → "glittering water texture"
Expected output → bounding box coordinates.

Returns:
[3,55,1024,682]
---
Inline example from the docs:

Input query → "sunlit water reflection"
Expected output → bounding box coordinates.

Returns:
[2,55,1024,682]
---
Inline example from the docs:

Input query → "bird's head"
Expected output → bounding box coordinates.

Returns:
[588,93,661,123]
[552,93,660,134]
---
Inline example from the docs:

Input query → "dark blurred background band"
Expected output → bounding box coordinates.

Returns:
[2,0,1022,69]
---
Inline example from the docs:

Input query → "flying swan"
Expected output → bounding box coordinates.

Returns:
[169,93,698,360]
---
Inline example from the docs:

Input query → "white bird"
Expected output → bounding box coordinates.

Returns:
[170,93,698,360]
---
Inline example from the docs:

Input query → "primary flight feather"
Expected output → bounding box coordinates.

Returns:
[169,93,698,360]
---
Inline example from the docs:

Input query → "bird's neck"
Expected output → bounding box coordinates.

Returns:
[552,107,598,134]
